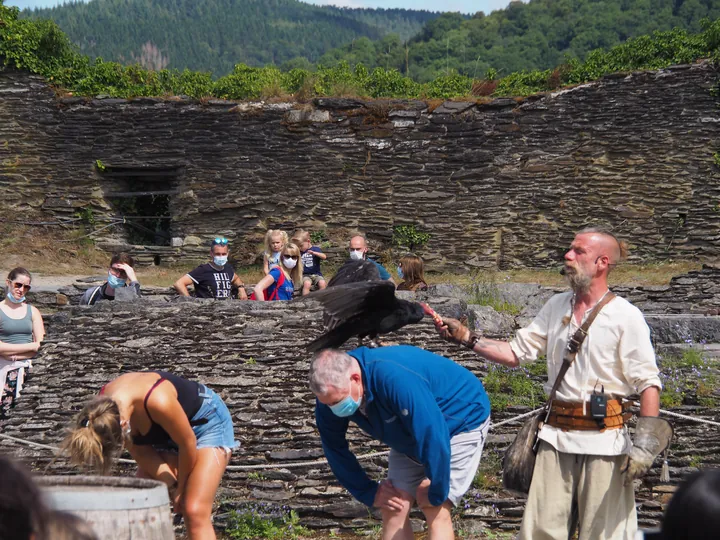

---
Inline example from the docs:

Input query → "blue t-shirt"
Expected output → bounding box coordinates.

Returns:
[266,267,295,300]
[301,246,323,276]
[369,259,391,280]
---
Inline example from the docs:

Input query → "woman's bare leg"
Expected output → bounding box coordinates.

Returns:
[181,448,230,540]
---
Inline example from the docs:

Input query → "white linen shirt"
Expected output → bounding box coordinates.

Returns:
[509,291,662,456]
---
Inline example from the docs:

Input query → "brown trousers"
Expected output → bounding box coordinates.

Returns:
[518,441,637,540]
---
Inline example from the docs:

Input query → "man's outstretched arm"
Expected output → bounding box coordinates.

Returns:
[436,318,519,367]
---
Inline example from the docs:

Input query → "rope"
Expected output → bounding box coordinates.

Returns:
[632,402,720,427]
[1,405,717,472]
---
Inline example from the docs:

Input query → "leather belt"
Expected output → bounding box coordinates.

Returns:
[546,399,632,432]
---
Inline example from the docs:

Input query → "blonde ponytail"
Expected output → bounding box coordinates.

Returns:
[60,397,123,474]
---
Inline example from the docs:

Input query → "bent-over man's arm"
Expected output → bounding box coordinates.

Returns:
[315,403,379,506]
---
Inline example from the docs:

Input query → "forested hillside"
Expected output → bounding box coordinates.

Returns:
[25,0,438,75]
[319,0,720,81]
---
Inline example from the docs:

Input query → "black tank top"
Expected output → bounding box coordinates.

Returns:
[132,371,204,446]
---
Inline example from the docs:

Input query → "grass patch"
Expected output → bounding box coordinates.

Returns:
[466,271,522,315]
[658,349,719,408]
[472,448,503,490]
[482,364,545,411]
[0,223,108,275]
[225,503,309,540]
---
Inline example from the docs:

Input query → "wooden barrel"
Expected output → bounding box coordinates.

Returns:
[37,476,174,540]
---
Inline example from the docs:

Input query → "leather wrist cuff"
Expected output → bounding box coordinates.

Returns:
[463,333,480,350]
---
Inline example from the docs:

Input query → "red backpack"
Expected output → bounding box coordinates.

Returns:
[249,269,285,301]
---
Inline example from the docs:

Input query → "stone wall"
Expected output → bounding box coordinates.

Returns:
[1,63,719,269]
[2,293,718,534]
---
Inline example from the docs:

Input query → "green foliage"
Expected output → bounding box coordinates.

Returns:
[392,224,430,251]
[225,503,308,540]
[467,272,522,316]
[424,72,472,99]
[309,230,326,244]
[483,364,545,410]
[4,0,720,101]
[472,448,502,490]
[74,206,95,227]
[320,0,720,83]
[23,0,438,76]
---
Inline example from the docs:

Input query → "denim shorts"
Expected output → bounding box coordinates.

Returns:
[155,385,239,453]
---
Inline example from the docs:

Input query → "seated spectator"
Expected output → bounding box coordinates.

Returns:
[1,267,44,419]
[396,254,428,292]
[262,229,288,275]
[174,237,247,300]
[295,229,327,296]
[0,456,49,540]
[657,469,720,539]
[252,243,302,301]
[80,252,141,306]
[348,235,394,284]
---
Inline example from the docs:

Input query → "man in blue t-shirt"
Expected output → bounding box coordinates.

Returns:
[296,230,328,296]
[173,237,247,300]
[348,235,394,284]
[310,345,491,539]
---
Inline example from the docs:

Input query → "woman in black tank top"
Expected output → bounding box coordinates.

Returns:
[61,371,237,540]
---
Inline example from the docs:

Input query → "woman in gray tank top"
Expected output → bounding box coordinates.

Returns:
[1,267,44,418]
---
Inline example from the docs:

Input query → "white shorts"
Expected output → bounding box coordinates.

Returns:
[387,416,491,505]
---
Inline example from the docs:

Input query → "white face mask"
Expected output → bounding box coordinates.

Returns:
[349,249,364,261]
[213,256,228,267]
[283,257,297,269]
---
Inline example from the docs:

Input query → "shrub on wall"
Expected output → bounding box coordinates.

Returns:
[2,0,720,101]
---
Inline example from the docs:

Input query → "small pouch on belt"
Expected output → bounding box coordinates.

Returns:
[547,399,632,431]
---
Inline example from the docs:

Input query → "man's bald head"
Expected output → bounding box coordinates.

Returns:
[576,228,626,267]
[349,235,367,249]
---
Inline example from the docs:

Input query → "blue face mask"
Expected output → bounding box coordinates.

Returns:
[6,290,25,304]
[397,266,404,279]
[107,272,126,289]
[329,386,361,418]
[213,256,228,267]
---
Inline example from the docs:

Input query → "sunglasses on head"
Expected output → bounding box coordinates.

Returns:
[212,237,229,246]
[11,282,31,292]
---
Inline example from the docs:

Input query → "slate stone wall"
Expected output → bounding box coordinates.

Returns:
[1,63,719,270]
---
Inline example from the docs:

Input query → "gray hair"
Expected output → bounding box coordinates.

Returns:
[309,349,357,395]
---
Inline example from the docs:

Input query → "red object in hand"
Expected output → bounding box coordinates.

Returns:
[420,303,444,326]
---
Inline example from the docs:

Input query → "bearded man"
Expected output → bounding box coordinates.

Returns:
[437,228,665,540]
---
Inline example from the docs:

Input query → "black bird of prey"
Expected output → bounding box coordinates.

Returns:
[305,279,426,352]
[327,259,381,286]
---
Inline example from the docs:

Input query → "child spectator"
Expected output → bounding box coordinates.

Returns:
[80,252,141,305]
[174,237,248,300]
[252,243,302,301]
[262,229,288,275]
[295,230,327,296]
[396,253,428,292]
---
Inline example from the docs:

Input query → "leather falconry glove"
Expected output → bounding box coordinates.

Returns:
[621,416,673,486]
[438,317,474,347]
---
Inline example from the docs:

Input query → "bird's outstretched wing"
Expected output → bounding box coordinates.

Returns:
[327,260,381,287]
[307,281,397,331]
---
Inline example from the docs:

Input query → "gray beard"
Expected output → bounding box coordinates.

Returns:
[564,270,592,294]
